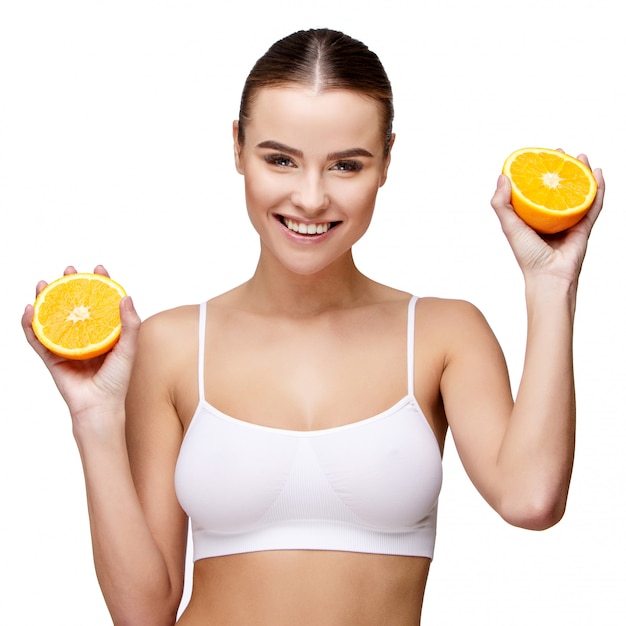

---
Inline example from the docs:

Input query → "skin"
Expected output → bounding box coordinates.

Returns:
[22,86,605,625]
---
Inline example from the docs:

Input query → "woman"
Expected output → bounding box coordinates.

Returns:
[22,28,604,625]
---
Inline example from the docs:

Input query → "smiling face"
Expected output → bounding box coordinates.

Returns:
[233,86,394,277]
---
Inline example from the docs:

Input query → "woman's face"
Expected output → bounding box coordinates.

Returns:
[233,86,393,276]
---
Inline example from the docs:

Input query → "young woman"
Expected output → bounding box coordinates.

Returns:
[22,28,604,625]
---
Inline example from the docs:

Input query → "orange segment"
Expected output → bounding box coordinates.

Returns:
[32,273,127,360]
[502,147,597,234]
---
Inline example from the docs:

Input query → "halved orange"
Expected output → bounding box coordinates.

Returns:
[502,147,597,234]
[32,273,127,360]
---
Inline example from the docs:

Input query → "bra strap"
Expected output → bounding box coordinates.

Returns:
[406,295,419,399]
[197,301,207,404]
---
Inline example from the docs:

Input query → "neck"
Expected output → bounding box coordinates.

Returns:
[242,249,374,317]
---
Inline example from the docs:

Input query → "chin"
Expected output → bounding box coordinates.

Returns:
[282,260,337,277]
[275,250,351,278]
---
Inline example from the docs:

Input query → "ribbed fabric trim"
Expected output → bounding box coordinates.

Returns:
[192,517,436,560]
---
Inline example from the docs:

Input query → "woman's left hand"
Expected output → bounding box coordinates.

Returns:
[491,154,605,286]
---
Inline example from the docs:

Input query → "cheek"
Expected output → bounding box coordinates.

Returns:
[244,171,286,211]
[244,181,267,232]
[332,178,380,214]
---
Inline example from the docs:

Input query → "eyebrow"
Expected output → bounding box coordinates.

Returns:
[256,140,374,160]
[328,147,374,160]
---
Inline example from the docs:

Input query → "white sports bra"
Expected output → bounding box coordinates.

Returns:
[175,295,443,561]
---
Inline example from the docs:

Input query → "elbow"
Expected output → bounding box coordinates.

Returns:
[505,505,565,532]
[107,593,181,626]
[498,491,568,531]
[112,609,178,626]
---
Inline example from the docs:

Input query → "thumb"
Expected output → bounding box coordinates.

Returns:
[115,296,141,362]
[490,175,513,221]
[490,174,528,236]
[92,295,142,397]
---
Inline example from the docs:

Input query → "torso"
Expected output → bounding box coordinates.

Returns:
[178,551,430,625]
[174,286,447,443]
[166,283,450,624]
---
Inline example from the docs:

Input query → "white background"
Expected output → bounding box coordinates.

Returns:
[1,1,624,623]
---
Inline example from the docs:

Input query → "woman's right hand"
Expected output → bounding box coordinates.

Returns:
[21,265,142,424]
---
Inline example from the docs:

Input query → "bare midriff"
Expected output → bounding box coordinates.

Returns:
[176,550,430,625]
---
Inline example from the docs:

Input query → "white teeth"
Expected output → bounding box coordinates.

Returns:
[284,218,331,235]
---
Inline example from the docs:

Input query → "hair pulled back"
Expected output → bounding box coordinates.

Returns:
[238,29,394,155]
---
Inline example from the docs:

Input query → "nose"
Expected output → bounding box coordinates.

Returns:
[291,170,329,215]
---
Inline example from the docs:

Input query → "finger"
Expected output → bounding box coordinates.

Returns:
[21,304,56,363]
[490,174,516,224]
[490,174,512,210]
[121,296,141,331]
[584,167,605,229]
[21,303,34,333]
[490,174,537,239]
[35,267,77,297]
[35,279,48,297]
[36,266,76,297]
[94,265,110,277]
[593,166,605,190]
[576,153,591,168]
[113,296,142,362]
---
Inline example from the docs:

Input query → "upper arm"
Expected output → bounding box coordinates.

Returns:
[125,310,190,600]
[438,300,514,509]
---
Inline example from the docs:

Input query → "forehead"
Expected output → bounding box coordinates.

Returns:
[245,87,385,153]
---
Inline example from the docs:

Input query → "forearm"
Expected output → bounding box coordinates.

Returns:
[73,410,180,625]
[496,275,577,529]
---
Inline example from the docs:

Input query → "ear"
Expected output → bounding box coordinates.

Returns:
[233,120,244,174]
[379,133,395,187]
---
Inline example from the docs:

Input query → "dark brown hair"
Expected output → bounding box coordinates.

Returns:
[237,29,394,155]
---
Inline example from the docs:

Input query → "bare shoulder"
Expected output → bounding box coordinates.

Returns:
[423,296,510,409]
[137,304,199,358]
[130,304,201,404]
[414,296,504,377]
[140,304,199,338]
[410,296,497,372]
[416,295,484,315]
[415,296,492,335]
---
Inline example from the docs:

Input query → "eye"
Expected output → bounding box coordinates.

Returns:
[331,160,363,172]
[264,154,295,168]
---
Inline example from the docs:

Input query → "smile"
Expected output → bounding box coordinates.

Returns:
[280,217,338,235]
